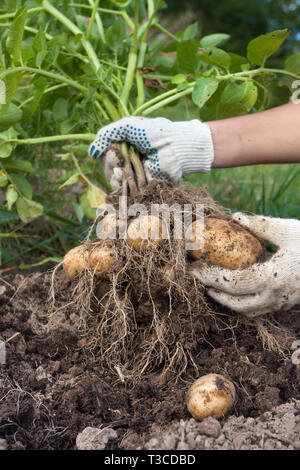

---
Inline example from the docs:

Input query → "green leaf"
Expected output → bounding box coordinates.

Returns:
[6,187,18,210]
[80,192,96,220]
[247,29,290,66]
[228,53,250,73]
[53,98,68,122]
[171,74,186,84]
[56,166,91,184]
[72,201,85,224]
[0,142,14,159]
[60,119,77,134]
[219,80,258,118]
[153,55,174,69]
[0,103,23,130]
[1,71,23,113]
[36,50,48,69]
[197,46,231,70]
[86,185,107,209]
[16,197,43,223]
[176,83,189,92]
[33,27,47,53]
[58,173,79,190]
[30,77,48,114]
[2,159,34,173]
[9,173,33,199]
[177,40,200,73]
[6,3,28,66]
[192,78,219,108]
[0,174,8,187]
[106,19,126,47]
[62,143,89,158]
[285,52,300,76]
[4,0,20,12]
[148,39,166,57]
[183,22,198,41]
[200,33,230,48]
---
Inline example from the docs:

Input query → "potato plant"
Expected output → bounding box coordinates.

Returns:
[0,0,299,226]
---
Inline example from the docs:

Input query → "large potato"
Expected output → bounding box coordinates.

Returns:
[63,245,89,280]
[186,217,262,269]
[126,215,165,252]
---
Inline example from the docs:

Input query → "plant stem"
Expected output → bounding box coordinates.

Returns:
[71,152,96,188]
[86,0,100,41]
[120,0,139,109]
[153,23,179,42]
[142,86,194,115]
[0,66,87,93]
[135,72,145,108]
[0,7,44,20]
[24,25,53,40]
[14,134,96,145]
[69,4,135,30]
[135,0,161,108]
[130,148,146,190]
[121,143,138,198]
[134,86,186,115]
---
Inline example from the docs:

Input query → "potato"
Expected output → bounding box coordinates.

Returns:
[187,373,236,421]
[126,215,165,252]
[88,246,116,277]
[98,214,126,239]
[186,218,262,269]
[63,245,89,280]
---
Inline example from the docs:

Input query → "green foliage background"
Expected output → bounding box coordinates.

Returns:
[162,0,300,58]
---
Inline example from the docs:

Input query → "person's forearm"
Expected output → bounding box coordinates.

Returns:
[207,103,300,168]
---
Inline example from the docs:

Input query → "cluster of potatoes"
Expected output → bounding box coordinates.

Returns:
[63,214,262,281]
[63,213,262,422]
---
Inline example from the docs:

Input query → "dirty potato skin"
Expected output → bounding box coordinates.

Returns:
[63,245,89,280]
[187,373,236,421]
[186,218,263,269]
[88,246,116,278]
[126,215,165,252]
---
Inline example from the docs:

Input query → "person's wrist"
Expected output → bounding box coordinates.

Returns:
[173,120,214,175]
[207,119,242,169]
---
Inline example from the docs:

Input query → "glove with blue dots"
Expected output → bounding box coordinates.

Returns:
[89,116,214,188]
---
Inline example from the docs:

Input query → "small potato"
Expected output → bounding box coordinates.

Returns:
[88,246,116,277]
[127,215,165,252]
[63,245,89,280]
[187,373,236,421]
[186,218,262,269]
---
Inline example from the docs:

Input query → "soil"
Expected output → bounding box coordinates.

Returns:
[0,270,299,450]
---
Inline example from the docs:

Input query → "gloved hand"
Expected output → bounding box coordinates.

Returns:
[89,116,214,187]
[189,213,300,317]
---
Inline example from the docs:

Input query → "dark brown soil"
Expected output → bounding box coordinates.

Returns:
[0,271,299,450]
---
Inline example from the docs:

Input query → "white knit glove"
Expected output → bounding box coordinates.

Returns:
[88,116,214,186]
[189,213,300,317]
